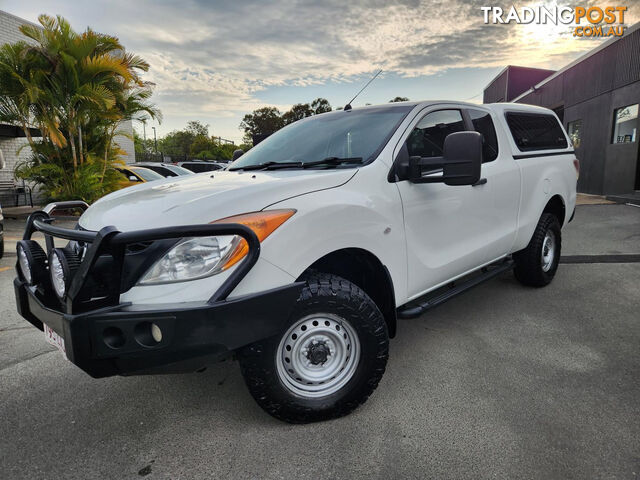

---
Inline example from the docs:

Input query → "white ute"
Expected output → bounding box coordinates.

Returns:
[15,101,578,423]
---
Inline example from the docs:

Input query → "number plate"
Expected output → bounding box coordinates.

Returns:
[43,324,67,358]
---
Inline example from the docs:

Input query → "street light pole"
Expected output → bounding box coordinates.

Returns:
[152,126,157,154]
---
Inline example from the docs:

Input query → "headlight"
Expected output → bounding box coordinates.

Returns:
[138,235,241,285]
[16,240,47,285]
[138,209,295,285]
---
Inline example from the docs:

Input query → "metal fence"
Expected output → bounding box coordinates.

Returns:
[134,152,231,164]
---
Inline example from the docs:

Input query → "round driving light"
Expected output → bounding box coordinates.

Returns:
[151,323,162,343]
[18,246,32,283]
[134,321,162,347]
[49,251,66,298]
[16,240,47,285]
[49,248,80,300]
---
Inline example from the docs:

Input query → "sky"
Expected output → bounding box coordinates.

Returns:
[2,0,638,143]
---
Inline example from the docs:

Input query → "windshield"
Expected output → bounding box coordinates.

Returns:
[166,165,194,175]
[132,167,164,181]
[229,105,413,170]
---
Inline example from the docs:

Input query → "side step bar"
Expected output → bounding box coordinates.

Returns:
[397,259,514,319]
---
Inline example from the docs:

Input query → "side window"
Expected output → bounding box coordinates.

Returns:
[567,119,583,148]
[612,104,638,144]
[506,113,568,151]
[468,109,499,163]
[124,170,141,182]
[407,109,465,158]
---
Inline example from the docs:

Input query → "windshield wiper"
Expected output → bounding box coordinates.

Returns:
[228,157,364,171]
[228,161,303,171]
[302,157,364,168]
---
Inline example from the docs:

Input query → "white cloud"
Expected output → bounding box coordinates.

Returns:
[4,0,638,141]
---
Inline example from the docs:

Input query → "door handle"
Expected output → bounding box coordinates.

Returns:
[472,178,487,187]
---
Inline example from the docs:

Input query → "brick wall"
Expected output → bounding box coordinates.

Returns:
[0,136,37,206]
[0,137,30,182]
[0,12,39,205]
[116,120,136,164]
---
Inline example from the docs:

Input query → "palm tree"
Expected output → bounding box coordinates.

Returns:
[0,42,43,149]
[0,14,161,202]
[100,83,162,182]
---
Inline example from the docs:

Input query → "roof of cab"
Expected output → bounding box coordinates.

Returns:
[348,100,554,115]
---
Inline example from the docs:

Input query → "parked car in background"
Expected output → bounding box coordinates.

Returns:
[116,166,164,188]
[175,160,227,173]
[134,162,194,178]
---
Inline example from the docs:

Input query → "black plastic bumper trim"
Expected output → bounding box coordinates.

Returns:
[15,278,304,377]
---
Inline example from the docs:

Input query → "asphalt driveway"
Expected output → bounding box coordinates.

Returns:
[0,204,639,479]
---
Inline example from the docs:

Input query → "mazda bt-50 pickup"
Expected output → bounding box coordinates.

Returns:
[14,101,578,423]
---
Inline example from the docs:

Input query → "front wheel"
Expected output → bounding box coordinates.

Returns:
[514,213,561,287]
[238,273,389,423]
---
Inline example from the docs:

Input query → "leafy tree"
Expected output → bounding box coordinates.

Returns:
[159,129,197,156]
[239,106,284,144]
[133,129,154,154]
[239,98,333,144]
[0,14,160,202]
[389,96,409,102]
[185,120,209,137]
[189,134,214,156]
[311,97,332,114]
[282,103,314,125]
[155,120,242,160]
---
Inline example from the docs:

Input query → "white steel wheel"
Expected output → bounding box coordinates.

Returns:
[513,213,562,287]
[541,230,556,272]
[275,313,361,398]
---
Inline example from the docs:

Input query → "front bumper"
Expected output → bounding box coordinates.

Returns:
[15,278,302,377]
[14,201,303,377]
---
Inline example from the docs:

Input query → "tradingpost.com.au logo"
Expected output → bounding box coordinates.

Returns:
[481,5,628,37]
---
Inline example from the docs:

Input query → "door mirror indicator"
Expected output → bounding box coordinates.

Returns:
[407,131,483,186]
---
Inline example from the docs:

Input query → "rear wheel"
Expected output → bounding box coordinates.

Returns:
[239,273,389,423]
[514,213,561,287]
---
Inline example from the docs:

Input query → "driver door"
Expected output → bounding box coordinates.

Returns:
[394,106,497,299]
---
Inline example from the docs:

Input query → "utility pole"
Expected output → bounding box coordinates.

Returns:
[142,122,147,152]
[152,126,157,154]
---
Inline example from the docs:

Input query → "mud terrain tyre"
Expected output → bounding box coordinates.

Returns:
[239,273,389,423]
[514,213,561,287]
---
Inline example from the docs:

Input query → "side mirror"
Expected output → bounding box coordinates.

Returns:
[441,131,482,186]
[407,131,482,186]
[232,149,244,161]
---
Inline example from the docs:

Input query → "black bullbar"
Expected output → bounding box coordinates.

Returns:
[13,201,304,377]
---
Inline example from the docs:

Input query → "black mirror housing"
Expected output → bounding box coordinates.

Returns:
[403,131,483,186]
[442,131,482,186]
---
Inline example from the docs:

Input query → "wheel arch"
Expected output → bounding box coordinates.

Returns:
[297,248,397,338]
[543,194,566,226]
